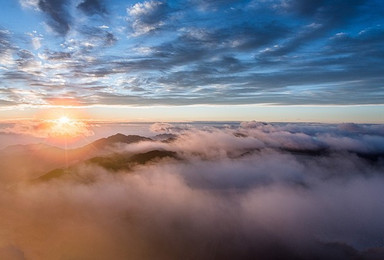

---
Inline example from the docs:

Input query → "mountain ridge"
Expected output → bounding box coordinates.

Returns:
[0,133,156,183]
[35,149,179,182]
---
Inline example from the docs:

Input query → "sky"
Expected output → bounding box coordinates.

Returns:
[1,2,384,257]
[0,0,384,122]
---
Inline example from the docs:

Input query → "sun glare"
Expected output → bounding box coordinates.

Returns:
[46,116,91,139]
[58,116,70,124]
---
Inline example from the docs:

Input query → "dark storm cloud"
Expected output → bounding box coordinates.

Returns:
[77,0,107,16]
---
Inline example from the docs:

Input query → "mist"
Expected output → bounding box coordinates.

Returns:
[0,122,384,259]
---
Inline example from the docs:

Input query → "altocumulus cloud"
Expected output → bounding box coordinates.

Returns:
[0,0,382,107]
[0,122,384,259]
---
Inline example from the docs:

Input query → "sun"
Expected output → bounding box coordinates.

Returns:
[52,116,77,137]
[58,116,70,124]
[47,116,91,139]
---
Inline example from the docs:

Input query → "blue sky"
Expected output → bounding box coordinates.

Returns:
[0,0,383,122]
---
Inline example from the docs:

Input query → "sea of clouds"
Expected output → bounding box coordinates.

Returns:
[0,122,384,259]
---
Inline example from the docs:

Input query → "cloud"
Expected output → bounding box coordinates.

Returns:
[150,122,192,133]
[79,26,117,47]
[127,0,171,35]
[2,1,384,107]
[37,0,72,36]
[191,0,242,10]
[0,245,25,260]
[77,0,107,16]
[262,0,365,56]
[19,0,39,9]
[0,29,16,68]
[1,122,384,258]
[31,36,42,49]
[0,119,94,138]
[26,31,44,50]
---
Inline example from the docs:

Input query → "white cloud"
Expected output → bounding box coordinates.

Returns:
[0,50,15,68]
[32,37,41,49]
[128,1,163,17]
[126,1,168,36]
[19,0,39,9]
[0,122,384,258]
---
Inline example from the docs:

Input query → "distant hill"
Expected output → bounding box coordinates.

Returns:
[83,134,152,150]
[0,133,155,184]
[4,132,382,185]
[36,150,179,182]
[153,133,178,142]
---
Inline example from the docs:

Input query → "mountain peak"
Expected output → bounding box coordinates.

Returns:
[105,133,152,143]
[108,133,126,138]
[89,134,152,149]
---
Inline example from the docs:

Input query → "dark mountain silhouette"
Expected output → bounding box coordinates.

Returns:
[36,150,179,182]
[83,134,152,150]
[153,133,178,143]
[69,134,154,162]
[86,150,178,172]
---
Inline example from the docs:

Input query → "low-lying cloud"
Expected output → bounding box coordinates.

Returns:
[1,122,384,259]
[0,119,93,138]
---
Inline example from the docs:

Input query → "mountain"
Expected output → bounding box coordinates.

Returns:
[0,133,155,184]
[82,134,152,150]
[88,149,178,171]
[153,133,178,142]
[36,150,179,182]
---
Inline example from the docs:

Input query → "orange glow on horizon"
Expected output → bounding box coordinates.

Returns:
[58,116,70,124]
[41,116,93,147]
[47,116,90,137]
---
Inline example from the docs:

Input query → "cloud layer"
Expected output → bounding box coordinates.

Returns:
[0,122,384,259]
[0,0,383,107]
[0,119,93,138]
